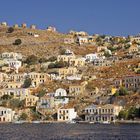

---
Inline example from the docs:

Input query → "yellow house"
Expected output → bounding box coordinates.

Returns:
[69,58,85,67]
[25,95,39,107]
[58,67,78,78]
[69,81,87,96]
[1,81,23,89]
[108,87,117,95]
[0,72,8,82]
[97,46,107,52]
[9,73,25,82]
[57,54,76,63]
[128,44,139,53]
[0,88,30,98]
[1,66,11,73]
[28,72,49,87]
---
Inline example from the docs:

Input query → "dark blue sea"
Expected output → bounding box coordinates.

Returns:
[0,123,139,140]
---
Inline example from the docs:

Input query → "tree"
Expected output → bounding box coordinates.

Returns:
[37,89,46,98]
[23,77,32,88]
[19,113,28,120]
[104,51,111,57]
[1,95,13,100]
[38,57,47,63]
[13,39,22,45]
[114,87,128,96]
[48,63,56,69]
[48,61,68,69]
[7,27,14,33]
[119,87,128,96]
[59,49,66,55]
[47,56,57,62]
[9,99,23,109]
[25,55,38,65]
[118,110,128,120]
[55,61,68,68]
[118,107,140,120]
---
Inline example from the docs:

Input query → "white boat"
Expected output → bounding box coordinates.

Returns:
[66,120,76,124]
[102,121,111,124]
[89,122,95,124]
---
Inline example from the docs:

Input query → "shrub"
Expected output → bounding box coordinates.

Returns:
[37,89,46,98]
[47,56,57,62]
[60,49,66,55]
[7,27,14,33]
[48,61,68,69]
[118,107,140,120]
[114,87,128,96]
[25,55,38,65]
[13,39,22,45]
[19,113,28,120]
[1,95,13,100]
[23,77,32,88]
[48,63,56,69]
[10,99,24,109]
[39,57,48,63]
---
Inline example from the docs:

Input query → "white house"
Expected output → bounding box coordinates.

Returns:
[55,88,67,97]
[5,59,22,73]
[65,49,74,55]
[1,52,22,60]
[57,108,77,122]
[0,88,30,99]
[85,53,98,62]
[54,88,69,106]
[0,107,15,122]
[77,36,88,45]
[85,104,122,123]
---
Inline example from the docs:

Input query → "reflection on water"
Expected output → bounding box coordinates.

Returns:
[0,123,139,140]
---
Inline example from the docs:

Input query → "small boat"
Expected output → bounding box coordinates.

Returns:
[102,121,111,124]
[32,121,41,124]
[66,120,76,124]
[89,122,95,124]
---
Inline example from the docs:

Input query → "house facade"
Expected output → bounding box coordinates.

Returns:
[25,95,39,107]
[57,108,77,122]
[58,67,78,78]
[0,88,30,98]
[69,58,86,67]
[115,75,140,90]
[0,107,15,122]
[85,53,98,62]
[57,54,76,63]
[85,104,122,122]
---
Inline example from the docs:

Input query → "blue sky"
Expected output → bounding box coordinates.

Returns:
[0,0,140,36]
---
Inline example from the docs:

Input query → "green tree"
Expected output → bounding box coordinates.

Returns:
[118,110,128,120]
[38,57,48,63]
[19,113,28,120]
[60,49,66,55]
[119,87,128,96]
[1,95,13,100]
[25,55,38,65]
[9,99,23,109]
[47,56,57,62]
[13,39,22,45]
[7,27,14,33]
[104,51,111,57]
[37,89,46,98]
[23,77,32,88]
[48,63,56,69]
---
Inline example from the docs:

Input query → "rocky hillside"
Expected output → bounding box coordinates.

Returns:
[0,26,96,58]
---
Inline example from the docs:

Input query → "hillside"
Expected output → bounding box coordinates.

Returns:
[0,26,96,58]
